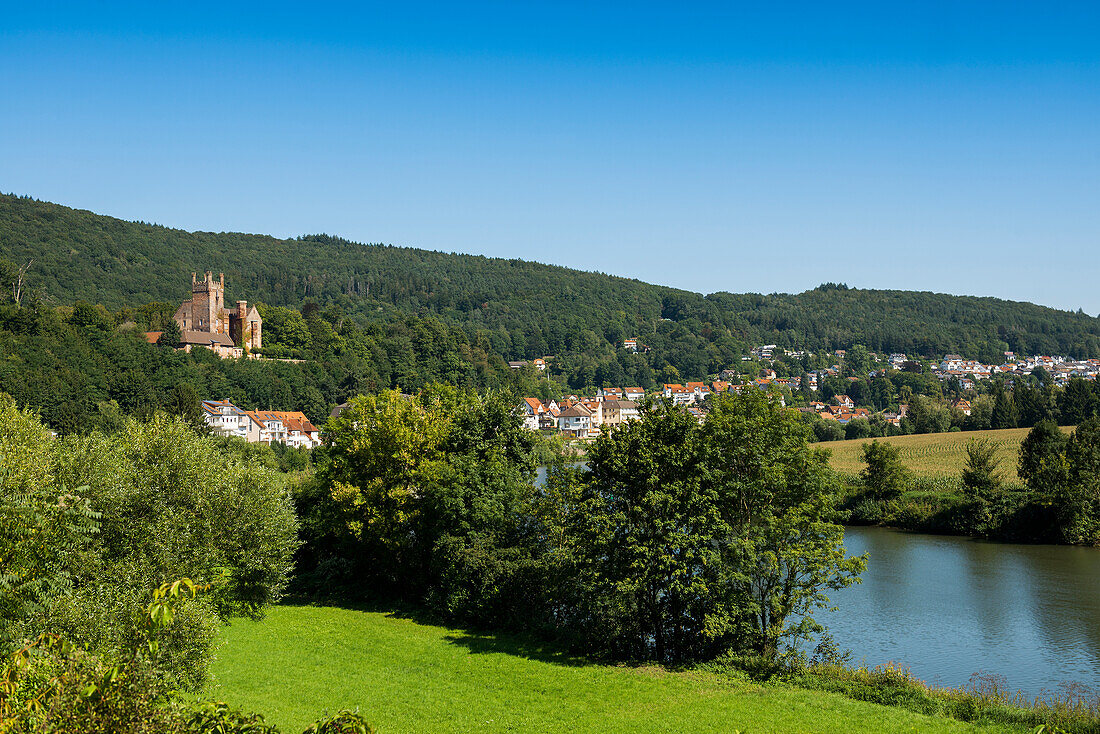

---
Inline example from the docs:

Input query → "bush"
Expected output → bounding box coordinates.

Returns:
[2,401,299,691]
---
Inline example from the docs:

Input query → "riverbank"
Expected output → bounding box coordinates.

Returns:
[209,605,1040,733]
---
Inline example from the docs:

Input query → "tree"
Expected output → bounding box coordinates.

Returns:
[961,438,1002,533]
[860,440,908,500]
[1057,419,1100,545]
[845,344,871,376]
[314,390,450,595]
[990,385,1018,429]
[166,382,204,430]
[907,395,950,434]
[964,394,994,431]
[158,318,182,348]
[1058,377,1098,426]
[1012,381,1050,427]
[701,391,865,658]
[1018,420,1068,496]
[582,400,712,662]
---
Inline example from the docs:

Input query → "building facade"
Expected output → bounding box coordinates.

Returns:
[173,271,262,353]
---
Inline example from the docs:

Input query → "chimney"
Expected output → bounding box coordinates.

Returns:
[237,300,247,317]
[191,272,197,285]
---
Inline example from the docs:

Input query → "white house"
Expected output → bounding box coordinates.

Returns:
[520,398,545,431]
[201,399,251,439]
[557,404,593,437]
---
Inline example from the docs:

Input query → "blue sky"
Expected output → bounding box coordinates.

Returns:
[3,2,1099,312]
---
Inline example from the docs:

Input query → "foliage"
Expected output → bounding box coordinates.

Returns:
[0,296,543,434]
[1019,421,1070,500]
[699,392,866,658]
[961,438,1003,533]
[301,711,375,734]
[1,400,298,691]
[186,701,279,733]
[0,587,377,734]
[578,400,715,661]
[298,387,543,628]
[860,440,909,501]
[1055,420,1100,545]
[0,397,101,651]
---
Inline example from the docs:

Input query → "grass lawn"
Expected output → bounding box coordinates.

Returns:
[208,605,1027,733]
[813,427,1053,483]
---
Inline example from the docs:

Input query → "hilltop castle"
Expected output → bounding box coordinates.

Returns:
[172,271,262,356]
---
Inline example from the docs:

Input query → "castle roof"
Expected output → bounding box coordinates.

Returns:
[180,330,236,347]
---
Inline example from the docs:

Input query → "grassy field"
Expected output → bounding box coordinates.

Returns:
[208,605,1027,733]
[814,427,1046,483]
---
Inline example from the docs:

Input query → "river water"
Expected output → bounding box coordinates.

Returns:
[818,526,1100,698]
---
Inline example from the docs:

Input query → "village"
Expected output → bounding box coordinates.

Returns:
[155,272,1099,447]
[514,342,1100,440]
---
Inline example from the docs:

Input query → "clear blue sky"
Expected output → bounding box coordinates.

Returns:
[3,2,1098,312]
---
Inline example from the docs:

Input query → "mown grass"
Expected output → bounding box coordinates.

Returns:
[208,605,1029,733]
[815,428,1042,483]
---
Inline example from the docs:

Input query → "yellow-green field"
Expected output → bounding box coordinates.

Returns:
[813,427,1059,483]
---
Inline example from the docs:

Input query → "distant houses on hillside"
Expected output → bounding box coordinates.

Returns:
[201,399,320,449]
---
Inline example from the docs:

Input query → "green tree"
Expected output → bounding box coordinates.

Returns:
[582,400,712,662]
[315,390,450,595]
[1018,420,1068,497]
[845,344,871,376]
[166,382,204,431]
[157,318,182,348]
[701,391,865,658]
[1057,419,1100,545]
[990,385,1018,429]
[961,438,1002,533]
[964,394,995,431]
[1058,377,1098,426]
[906,395,950,434]
[860,440,908,501]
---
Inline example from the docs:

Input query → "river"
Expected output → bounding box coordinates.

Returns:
[818,525,1100,699]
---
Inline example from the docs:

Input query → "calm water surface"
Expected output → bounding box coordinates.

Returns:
[819,526,1100,698]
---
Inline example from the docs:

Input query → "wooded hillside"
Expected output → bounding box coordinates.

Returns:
[4,192,1100,372]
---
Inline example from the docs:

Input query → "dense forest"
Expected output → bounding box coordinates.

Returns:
[0,298,547,434]
[4,193,1100,388]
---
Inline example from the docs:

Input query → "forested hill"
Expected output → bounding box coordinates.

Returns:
[4,192,1100,368]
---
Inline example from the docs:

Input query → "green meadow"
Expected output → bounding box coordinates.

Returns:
[208,605,1027,734]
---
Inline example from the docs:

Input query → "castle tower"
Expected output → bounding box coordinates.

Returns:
[231,299,263,351]
[176,270,228,334]
[174,271,261,351]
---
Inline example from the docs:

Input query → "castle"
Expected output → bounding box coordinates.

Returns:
[172,271,262,357]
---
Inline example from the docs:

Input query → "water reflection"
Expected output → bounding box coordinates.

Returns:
[820,526,1100,697]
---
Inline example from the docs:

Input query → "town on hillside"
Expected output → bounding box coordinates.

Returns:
[517,342,1100,441]
[145,274,1099,447]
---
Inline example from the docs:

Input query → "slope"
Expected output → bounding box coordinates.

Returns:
[209,605,1024,733]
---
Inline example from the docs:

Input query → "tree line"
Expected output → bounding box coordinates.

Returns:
[5,193,1100,393]
[849,419,1100,545]
[296,388,864,663]
[0,296,549,435]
